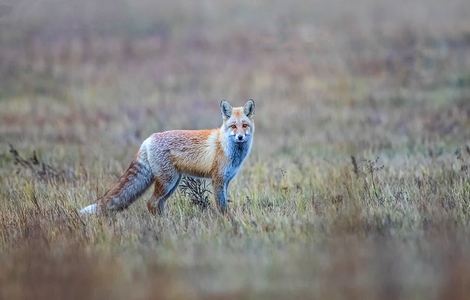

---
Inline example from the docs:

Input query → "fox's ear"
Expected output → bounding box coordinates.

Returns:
[220,100,232,119]
[244,99,255,118]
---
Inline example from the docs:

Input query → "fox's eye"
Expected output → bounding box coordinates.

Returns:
[230,125,237,129]
[242,124,248,128]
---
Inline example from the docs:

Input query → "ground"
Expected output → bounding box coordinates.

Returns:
[0,0,470,299]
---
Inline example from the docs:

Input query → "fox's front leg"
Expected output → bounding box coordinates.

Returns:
[212,176,228,213]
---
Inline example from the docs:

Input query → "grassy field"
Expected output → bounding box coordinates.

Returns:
[1,0,470,299]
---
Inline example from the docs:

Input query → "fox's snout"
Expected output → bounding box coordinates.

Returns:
[235,132,250,143]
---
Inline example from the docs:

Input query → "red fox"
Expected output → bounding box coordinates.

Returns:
[80,100,255,215]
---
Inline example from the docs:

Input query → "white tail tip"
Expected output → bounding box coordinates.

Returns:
[80,203,98,215]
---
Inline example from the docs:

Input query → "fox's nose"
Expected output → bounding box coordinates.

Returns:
[237,135,244,141]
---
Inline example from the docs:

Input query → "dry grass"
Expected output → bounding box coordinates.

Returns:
[1,0,470,299]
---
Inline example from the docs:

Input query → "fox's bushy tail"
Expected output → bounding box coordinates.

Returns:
[80,159,154,215]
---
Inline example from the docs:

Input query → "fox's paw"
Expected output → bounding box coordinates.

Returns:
[147,202,157,216]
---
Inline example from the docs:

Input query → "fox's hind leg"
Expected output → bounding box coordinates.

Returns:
[147,173,182,215]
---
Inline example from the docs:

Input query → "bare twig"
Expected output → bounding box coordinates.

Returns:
[351,155,359,177]
[9,144,75,182]
[179,176,212,210]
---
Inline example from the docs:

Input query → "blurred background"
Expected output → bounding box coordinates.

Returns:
[1,0,468,154]
[1,0,470,299]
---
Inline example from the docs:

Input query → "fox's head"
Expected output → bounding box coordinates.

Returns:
[220,99,255,143]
